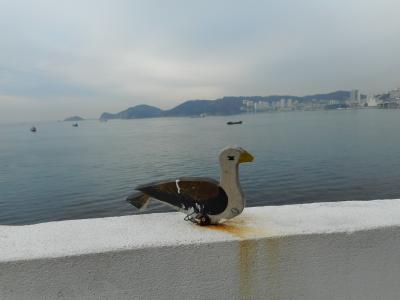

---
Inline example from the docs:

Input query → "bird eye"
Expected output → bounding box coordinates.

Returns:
[228,156,235,161]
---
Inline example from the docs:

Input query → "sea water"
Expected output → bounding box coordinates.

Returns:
[1,109,400,224]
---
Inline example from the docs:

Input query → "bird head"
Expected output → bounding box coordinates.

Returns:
[219,146,254,167]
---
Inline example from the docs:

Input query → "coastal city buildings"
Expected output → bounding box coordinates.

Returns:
[240,88,400,113]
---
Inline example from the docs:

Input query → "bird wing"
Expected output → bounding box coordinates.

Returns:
[136,177,228,215]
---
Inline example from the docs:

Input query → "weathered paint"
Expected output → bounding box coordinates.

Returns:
[238,239,258,299]
[2,200,400,299]
[206,219,267,239]
[209,225,282,300]
[206,219,267,299]
[265,238,282,300]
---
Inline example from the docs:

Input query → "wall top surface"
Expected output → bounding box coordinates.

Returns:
[1,199,399,262]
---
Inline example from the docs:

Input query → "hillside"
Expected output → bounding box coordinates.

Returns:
[99,91,352,120]
[100,105,163,120]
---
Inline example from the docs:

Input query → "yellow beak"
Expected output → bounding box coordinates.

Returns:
[239,150,254,163]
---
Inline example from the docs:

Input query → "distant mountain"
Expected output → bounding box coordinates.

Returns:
[64,116,84,121]
[100,105,163,120]
[301,91,350,101]
[99,91,352,119]
[164,97,244,116]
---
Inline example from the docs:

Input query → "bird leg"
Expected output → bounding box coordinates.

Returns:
[184,211,198,224]
[184,206,211,226]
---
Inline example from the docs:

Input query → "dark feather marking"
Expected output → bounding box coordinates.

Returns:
[136,177,228,215]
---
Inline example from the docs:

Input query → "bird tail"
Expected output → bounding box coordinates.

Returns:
[126,191,150,210]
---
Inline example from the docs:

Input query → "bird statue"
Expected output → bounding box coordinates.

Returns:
[126,146,254,226]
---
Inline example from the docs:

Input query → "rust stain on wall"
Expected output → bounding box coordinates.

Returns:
[265,238,281,299]
[238,239,257,299]
[205,218,267,239]
[206,223,263,239]
[204,218,269,299]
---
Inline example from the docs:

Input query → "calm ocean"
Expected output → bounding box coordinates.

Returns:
[1,109,400,225]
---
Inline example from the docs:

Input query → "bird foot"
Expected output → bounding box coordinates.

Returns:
[184,213,211,226]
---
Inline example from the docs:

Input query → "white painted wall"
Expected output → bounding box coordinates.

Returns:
[1,199,400,299]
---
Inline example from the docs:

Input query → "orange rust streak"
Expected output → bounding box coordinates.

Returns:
[205,219,266,239]
[206,224,258,239]
[239,239,257,299]
[202,218,281,299]
[203,218,270,299]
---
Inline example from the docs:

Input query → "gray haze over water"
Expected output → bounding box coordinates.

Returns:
[1,110,400,225]
[1,0,400,122]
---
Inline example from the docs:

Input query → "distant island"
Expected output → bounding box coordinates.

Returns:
[64,116,84,122]
[100,88,400,120]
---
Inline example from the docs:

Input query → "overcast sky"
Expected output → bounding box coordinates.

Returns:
[1,0,400,122]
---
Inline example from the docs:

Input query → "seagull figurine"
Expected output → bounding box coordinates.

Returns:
[126,146,254,226]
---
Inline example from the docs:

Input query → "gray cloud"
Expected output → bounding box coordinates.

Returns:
[1,0,400,122]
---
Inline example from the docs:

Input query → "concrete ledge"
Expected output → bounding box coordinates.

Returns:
[1,199,400,299]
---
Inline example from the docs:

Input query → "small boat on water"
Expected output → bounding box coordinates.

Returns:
[30,126,37,132]
[72,123,79,127]
[227,121,243,125]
